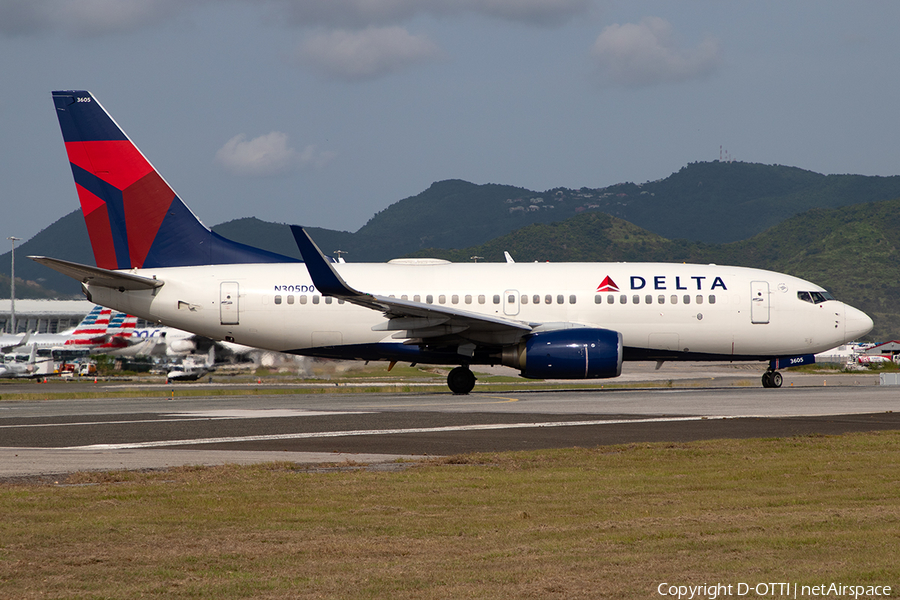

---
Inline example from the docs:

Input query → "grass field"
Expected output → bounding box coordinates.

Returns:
[2,431,899,599]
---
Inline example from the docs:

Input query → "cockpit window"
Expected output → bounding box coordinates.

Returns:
[798,290,835,304]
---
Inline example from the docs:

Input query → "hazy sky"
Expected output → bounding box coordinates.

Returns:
[2,1,899,242]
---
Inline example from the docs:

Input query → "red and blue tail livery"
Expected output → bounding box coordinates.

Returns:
[52,90,295,270]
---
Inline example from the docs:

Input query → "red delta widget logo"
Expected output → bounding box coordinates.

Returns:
[596,275,727,292]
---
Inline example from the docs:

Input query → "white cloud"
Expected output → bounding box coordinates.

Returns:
[0,0,186,37]
[474,0,591,26]
[296,26,442,81]
[272,0,590,28]
[591,17,721,87]
[215,132,336,177]
[0,0,590,37]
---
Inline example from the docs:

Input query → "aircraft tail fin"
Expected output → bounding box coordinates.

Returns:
[108,312,138,337]
[51,90,297,269]
[62,305,112,347]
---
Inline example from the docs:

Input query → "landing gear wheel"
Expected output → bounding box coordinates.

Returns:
[761,371,783,388]
[447,366,476,395]
[770,371,783,388]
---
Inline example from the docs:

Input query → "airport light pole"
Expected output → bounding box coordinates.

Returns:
[7,236,19,334]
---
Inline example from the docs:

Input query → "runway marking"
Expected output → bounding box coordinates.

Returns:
[0,410,372,430]
[61,415,728,450]
[375,395,520,408]
[162,409,369,418]
[484,395,519,403]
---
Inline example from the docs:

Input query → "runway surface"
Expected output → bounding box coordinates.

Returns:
[2,369,899,479]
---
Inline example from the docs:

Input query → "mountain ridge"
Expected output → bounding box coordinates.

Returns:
[2,160,895,340]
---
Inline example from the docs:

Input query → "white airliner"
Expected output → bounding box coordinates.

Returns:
[0,305,135,354]
[32,90,873,393]
[0,345,39,379]
[100,326,197,358]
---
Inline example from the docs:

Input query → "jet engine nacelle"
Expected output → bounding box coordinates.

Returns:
[168,338,197,355]
[501,328,623,379]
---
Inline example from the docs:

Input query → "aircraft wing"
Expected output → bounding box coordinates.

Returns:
[28,256,163,291]
[291,226,533,348]
[1,331,31,353]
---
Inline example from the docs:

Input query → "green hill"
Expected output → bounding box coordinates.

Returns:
[411,198,900,341]
[6,160,900,320]
[211,163,900,258]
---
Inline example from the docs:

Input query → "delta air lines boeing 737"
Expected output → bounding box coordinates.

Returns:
[32,91,873,393]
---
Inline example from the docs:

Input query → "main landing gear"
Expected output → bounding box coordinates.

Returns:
[761,370,783,388]
[447,366,476,395]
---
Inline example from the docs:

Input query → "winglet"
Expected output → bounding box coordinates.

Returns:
[290,225,361,298]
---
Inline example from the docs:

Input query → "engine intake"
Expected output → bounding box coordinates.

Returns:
[501,328,623,379]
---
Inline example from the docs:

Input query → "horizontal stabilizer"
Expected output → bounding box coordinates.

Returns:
[28,256,163,291]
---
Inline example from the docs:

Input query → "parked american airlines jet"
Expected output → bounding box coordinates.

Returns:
[33,90,873,393]
[0,305,136,353]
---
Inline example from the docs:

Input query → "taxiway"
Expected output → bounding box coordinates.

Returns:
[2,371,898,479]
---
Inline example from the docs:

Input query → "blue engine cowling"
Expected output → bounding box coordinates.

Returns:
[501,328,623,379]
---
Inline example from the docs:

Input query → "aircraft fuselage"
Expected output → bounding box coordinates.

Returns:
[85,261,871,365]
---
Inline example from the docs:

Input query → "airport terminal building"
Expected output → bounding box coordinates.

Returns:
[0,299,95,334]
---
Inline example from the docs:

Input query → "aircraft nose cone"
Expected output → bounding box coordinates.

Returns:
[844,304,874,340]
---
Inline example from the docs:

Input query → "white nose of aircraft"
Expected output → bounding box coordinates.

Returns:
[844,304,874,340]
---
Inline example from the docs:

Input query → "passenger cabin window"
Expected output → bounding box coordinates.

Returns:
[288,295,294,304]
[299,296,308,305]
[633,295,640,304]
[312,296,320,304]
[571,295,578,304]
[658,295,665,304]
[451,295,459,304]
[507,294,515,304]
[619,295,626,304]
[545,295,552,305]
[709,295,716,304]
[696,295,703,305]
[478,295,486,304]
[465,295,472,304]
[426,295,433,304]
[534,295,541,305]
[682,295,690,305]
[607,295,614,304]
[414,295,421,302]
[274,295,282,305]
[493,294,501,304]
[670,295,678,304]
[401,295,408,300]
[325,297,332,305]
[521,295,529,305]
[438,295,446,304]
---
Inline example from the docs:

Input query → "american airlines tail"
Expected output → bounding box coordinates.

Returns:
[51,90,296,269]
[61,305,111,347]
